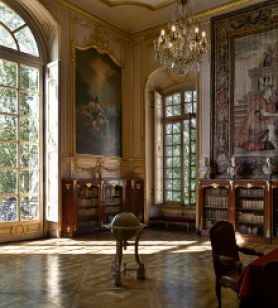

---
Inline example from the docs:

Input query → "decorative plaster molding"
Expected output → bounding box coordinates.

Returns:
[100,0,175,11]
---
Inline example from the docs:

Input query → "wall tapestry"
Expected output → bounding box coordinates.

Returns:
[75,47,121,157]
[211,0,278,178]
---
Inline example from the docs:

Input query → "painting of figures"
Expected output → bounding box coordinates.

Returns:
[75,47,121,157]
[234,29,278,156]
[211,0,278,177]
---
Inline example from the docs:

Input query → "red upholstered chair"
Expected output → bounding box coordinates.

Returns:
[263,261,278,308]
[210,221,263,308]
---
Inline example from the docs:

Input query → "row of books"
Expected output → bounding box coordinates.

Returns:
[238,224,262,235]
[237,212,264,224]
[238,199,264,210]
[105,205,121,214]
[204,195,228,208]
[204,208,228,220]
[78,208,98,217]
[204,188,228,197]
[237,188,263,197]
[78,199,98,207]
[79,188,98,198]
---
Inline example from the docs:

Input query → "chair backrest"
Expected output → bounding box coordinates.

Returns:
[210,221,240,276]
[263,261,278,308]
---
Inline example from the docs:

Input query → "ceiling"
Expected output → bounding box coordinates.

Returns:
[65,0,255,34]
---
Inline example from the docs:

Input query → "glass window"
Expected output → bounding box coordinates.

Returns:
[0,0,43,231]
[0,1,39,57]
[163,90,197,206]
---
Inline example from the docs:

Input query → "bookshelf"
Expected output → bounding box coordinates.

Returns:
[198,179,275,242]
[61,178,144,237]
[235,186,264,236]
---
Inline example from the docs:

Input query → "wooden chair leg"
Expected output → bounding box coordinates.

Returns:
[215,280,221,308]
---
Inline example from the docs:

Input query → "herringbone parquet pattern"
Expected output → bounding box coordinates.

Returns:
[0,230,274,308]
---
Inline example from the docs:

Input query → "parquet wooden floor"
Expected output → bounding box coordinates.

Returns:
[0,229,275,308]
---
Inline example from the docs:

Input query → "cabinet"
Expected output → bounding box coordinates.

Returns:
[198,179,273,241]
[61,178,144,236]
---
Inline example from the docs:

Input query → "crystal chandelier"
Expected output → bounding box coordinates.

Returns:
[154,0,207,76]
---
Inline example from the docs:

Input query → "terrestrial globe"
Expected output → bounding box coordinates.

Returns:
[110,212,140,241]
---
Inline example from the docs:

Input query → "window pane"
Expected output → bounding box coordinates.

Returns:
[0,143,16,167]
[165,135,173,145]
[185,103,192,113]
[191,192,196,204]
[19,92,39,116]
[19,144,38,168]
[173,105,181,116]
[166,158,173,168]
[173,168,180,178]
[166,191,172,201]
[0,88,17,113]
[191,118,196,129]
[173,145,180,156]
[173,93,181,105]
[185,91,192,102]
[19,118,39,142]
[20,196,39,221]
[0,170,17,193]
[166,180,172,189]
[0,2,25,31]
[19,170,39,194]
[20,65,39,91]
[0,25,17,50]
[173,123,180,134]
[172,180,181,188]
[165,124,172,134]
[0,115,17,140]
[166,106,173,117]
[172,192,181,201]
[15,26,39,57]
[165,96,172,106]
[0,59,17,87]
[173,134,181,145]
[172,157,181,168]
[193,91,197,101]
[165,169,172,178]
[0,197,18,222]
[165,146,173,156]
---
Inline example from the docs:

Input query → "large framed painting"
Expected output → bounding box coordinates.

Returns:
[211,0,278,178]
[75,47,122,157]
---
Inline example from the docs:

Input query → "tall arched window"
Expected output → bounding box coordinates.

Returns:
[0,1,42,224]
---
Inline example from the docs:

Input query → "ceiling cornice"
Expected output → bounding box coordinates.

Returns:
[99,0,175,11]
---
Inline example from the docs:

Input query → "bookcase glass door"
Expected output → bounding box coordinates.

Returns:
[273,188,278,237]
[103,183,123,224]
[77,183,99,232]
[203,187,228,230]
[235,187,264,236]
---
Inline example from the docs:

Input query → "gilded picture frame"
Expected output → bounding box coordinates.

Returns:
[211,0,278,178]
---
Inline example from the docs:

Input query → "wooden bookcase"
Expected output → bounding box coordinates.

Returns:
[198,179,275,242]
[61,178,144,236]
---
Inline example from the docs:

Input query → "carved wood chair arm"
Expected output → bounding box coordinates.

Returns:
[237,245,264,257]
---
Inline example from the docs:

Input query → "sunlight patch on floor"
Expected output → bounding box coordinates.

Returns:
[0,239,202,255]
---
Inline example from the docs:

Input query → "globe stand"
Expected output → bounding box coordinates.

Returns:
[105,224,146,287]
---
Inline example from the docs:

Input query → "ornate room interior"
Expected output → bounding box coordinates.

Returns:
[0,0,278,307]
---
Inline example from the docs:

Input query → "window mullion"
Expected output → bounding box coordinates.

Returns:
[188,114,192,206]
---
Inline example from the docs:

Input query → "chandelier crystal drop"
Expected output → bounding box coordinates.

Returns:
[154,0,207,76]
